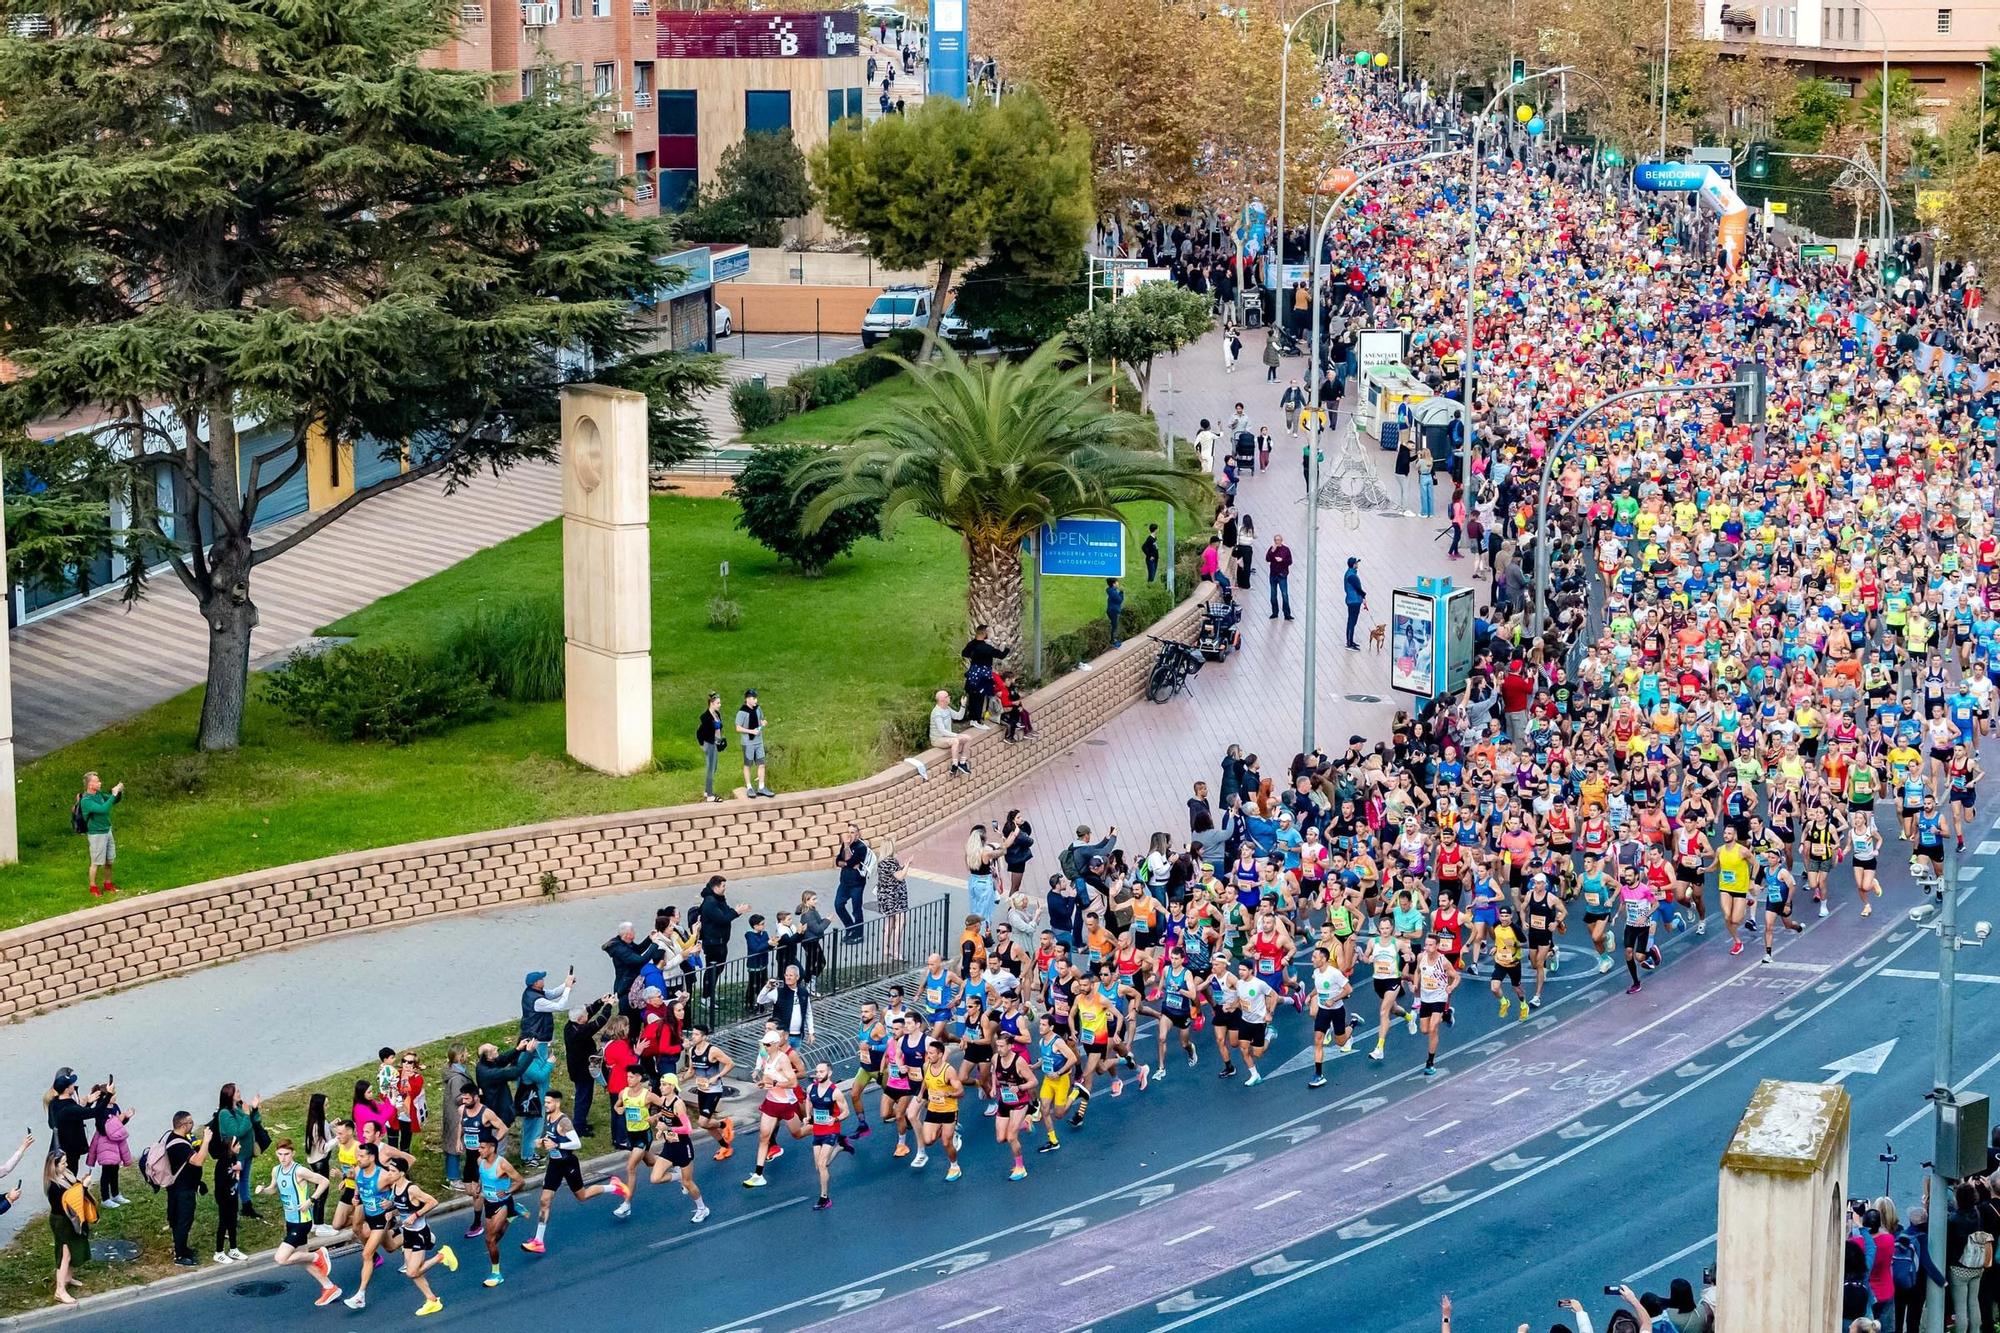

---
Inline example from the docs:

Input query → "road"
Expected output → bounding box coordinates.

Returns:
[53,826,1999,1332]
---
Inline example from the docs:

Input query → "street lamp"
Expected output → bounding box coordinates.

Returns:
[1275,0,1341,331]
[1301,147,1469,753]
[1529,380,1751,638]
[1460,66,1575,509]
[1770,150,1894,255]
[1849,0,1894,247]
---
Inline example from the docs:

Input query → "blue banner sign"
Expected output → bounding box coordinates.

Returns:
[928,0,968,102]
[1038,518,1125,578]
[1632,162,1711,192]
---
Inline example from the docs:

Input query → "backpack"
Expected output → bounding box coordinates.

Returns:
[139,1133,178,1191]
[1058,843,1086,884]
[69,795,86,836]
[1962,1229,1996,1270]
[60,1180,97,1229]
[1892,1231,1918,1291]
[513,1083,542,1122]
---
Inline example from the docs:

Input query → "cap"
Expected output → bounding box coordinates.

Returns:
[1348,734,1365,745]
[52,1068,76,1095]
[525,970,547,987]
[760,1030,784,1046]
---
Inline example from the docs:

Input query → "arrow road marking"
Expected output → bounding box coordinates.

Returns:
[1418,1184,1472,1204]
[1821,1038,1898,1084]
[1468,1040,1507,1056]
[1674,1062,1712,1078]
[1122,1184,1176,1207]
[1335,1217,1392,1239]
[1726,1034,1755,1049]
[1490,1152,1543,1172]
[1157,1292,1220,1314]
[1250,1253,1309,1277]
[1265,1125,1322,1145]
[1773,1006,1801,1020]
[1204,1153,1256,1174]
[1030,1218,1089,1241]
[935,1252,989,1276]
[1617,1091,1660,1109]
[1346,1096,1389,1114]
[1556,1122,1603,1140]
[815,1290,886,1313]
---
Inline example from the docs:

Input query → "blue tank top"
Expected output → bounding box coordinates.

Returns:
[275,1161,306,1225]
[477,1158,508,1203]
[1037,1035,1064,1075]
[355,1164,387,1217]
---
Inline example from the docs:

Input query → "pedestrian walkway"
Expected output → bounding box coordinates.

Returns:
[904,327,1462,881]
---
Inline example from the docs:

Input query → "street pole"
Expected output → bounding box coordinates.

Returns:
[1165,368,1178,601]
[1659,0,1671,160]
[1921,834,1958,1333]
[1032,528,1044,678]
[1531,381,1744,637]
[1277,2,1340,333]
[1854,0,1892,247]
[1304,147,1468,753]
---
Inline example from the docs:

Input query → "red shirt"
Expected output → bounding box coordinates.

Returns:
[1499,673,1533,714]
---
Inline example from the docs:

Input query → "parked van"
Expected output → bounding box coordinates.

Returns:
[860,284,932,347]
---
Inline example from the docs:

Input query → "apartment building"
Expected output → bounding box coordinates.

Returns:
[429,0,665,213]
[1705,0,1999,110]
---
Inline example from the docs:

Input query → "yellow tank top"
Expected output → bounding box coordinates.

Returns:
[924,1067,958,1114]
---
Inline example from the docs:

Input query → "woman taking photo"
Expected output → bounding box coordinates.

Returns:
[964,825,1001,928]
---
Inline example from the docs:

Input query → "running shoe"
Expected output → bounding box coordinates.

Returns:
[1761,952,1773,964]
[1307,1075,1327,1089]
[416,1299,444,1318]
[982,1105,998,1118]
[521,1239,545,1254]
[714,1145,734,1162]
[1244,1070,1262,1087]
[946,1164,962,1182]
[608,1176,629,1198]
[213,1252,233,1266]
[893,1142,911,1158]
[311,1247,330,1275]
[344,1293,367,1311]
[1187,1050,1198,1068]
[1862,904,1873,917]
[1648,945,1662,966]
[1597,957,1614,974]
[853,1122,871,1139]
[1730,940,1745,956]
[1405,1012,1418,1034]
[767,1144,785,1164]
[464,1223,482,1239]
[1218,1064,1236,1079]
[484,1272,505,1288]
[1695,920,1707,936]
[813,1198,832,1211]
[1368,1047,1384,1062]
[316,1287,344,1308]
[1626,983,1642,995]
[692,1203,710,1223]
[1819,902,1830,918]
[1037,1140,1062,1154]
[1498,998,1510,1018]
[438,1246,458,1273]
[1517,1006,1529,1024]
[1110,1078,1124,1097]
[1137,1065,1150,1092]
[742,1174,767,1189]
[1152,1065,1167,1083]
[1336,1041,1355,1054]
[1010,1164,1028,1181]
[910,1152,929,1169]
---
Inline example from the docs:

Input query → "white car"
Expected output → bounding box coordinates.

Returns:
[860,285,931,348]
[713,302,733,338]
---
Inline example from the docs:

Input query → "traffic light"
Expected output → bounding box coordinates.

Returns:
[1732,360,1767,423]
[1510,58,1527,84]
[1745,141,1770,181]
[1881,254,1905,284]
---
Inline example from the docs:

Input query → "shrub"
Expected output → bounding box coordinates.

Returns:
[706,596,743,630]
[730,442,880,575]
[787,363,858,410]
[882,327,926,358]
[443,598,565,702]
[265,645,494,744]
[730,379,790,433]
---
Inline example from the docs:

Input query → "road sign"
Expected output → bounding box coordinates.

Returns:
[1800,244,1838,262]
[927,0,967,102]
[1037,518,1124,578]
[1766,201,1788,215]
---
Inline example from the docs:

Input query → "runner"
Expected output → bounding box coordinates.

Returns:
[465,1137,523,1288]
[1758,849,1807,962]
[1150,945,1201,1078]
[253,1140,340,1308]
[805,1062,855,1209]
[1366,915,1412,1063]
[377,1156,456,1318]
[684,1024,738,1161]
[1033,1011,1078,1155]
[1414,933,1460,1076]
[991,1038,1037,1179]
[742,1029,808,1188]
[1489,904,1529,1020]
[1306,945,1354,1087]
[914,1041,965,1180]
[1518,874,1566,1010]
[520,1089,622,1255]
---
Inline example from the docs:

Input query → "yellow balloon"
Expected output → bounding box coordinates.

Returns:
[1515,103,1535,123]
[1372,51,1389,66]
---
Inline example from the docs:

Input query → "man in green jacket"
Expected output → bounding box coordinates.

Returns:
[80,771,123,897]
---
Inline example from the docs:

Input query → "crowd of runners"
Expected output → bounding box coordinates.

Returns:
[23,61,2000,1331]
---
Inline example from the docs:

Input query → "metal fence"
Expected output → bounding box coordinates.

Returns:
[688,893,955,1035]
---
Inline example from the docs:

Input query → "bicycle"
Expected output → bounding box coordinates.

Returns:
[1145,635,1205,704]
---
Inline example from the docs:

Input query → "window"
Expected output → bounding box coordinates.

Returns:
[744,89,791,135]
[846,86,862,120]
[634,61,653,97]
[592,0,610,13]
[593,62,615,98]
[659,89,696,136]
[1936,7,1951,31]
[569,0,581,16]
[660,168,698,211]
[827,89,846,127]
[521,68,540,100]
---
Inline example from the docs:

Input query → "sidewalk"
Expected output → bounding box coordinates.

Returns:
[904,326,1468,878]
[0,868,952,1247]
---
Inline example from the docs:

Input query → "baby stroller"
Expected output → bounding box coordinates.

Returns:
[1233,429,1257,474]
[1196,584,1243,661]
[1275,327,1305,357]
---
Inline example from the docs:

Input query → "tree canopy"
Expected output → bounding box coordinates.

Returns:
[0,0,701,750]
[1065,280,1216,407]
[676,130,815,247]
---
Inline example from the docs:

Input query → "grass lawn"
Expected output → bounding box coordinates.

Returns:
[738,376,926,446]
[0,494,1193,931]
[0,1021,585,1317]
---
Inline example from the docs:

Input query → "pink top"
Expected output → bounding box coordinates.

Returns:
[352,1097,394,1137]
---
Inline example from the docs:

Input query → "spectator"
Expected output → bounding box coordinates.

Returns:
[1342,556,1367,651]
[77,771,124,897]
[735,688,773,798]
[696,691,727,802]
[796,890,830,982]
[391,1051,424,1153]
[519,967,574,1048]
[1266,533,1294,620]
[930,690,972,775]
[45,1151,89,1302]
[598,1018,641,1150]
[1106,577,1126,649]
[960,624,1008,726]
[1143,522,1161,582]
[768,964,815,1047]
[602,921,665,1025]
[744,914,772,1009]
[1948,1180,1989,1328]
[44,1070,110,1174]
[351,1079,394,1140]
[211,1084,263,1219]
[517,1039,554,1169]
[697,874,747,1000]
[875,837,910,962]
[440,1047,473,1184]
[474,1039,533,1144]
[1898,1205,1947,1333]
[208,1121,243,1264]
[1046,871,1082,949]
[560,997,615,1135]
[85,1091,133,1208]
[160,1111,209,1269]
[834,823,870,943]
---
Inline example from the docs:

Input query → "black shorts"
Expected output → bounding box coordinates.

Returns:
[460,1153,480,1184]
[1526,929,1555,951]
[283,1220,312,1249]
[362,1211,390,1234]
[696,1090,723,1119]
[543,1156,586,1196]
[654,1137,694,1168]
[1764,898,1791,917]
[1163,1006,1192,1029]
[1932,746,1954,763]
[1676,863,1704,884]
[923,1108,958,1125]
[1236,1020,1269,1048]
[482,1197,512,1220]
[963,1042,994,1065]
[1491,961,1522,985]
[1417,1000,1449,1019]
[1622,924,1651,953]
[402,1226,436,1253]
[1855,855,1877,870]
[1372,977,1402,998]
[1313,1006,1347,1034]
[1919,841,1945,860]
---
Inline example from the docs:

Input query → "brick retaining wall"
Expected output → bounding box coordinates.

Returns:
[0,589,1210,1021]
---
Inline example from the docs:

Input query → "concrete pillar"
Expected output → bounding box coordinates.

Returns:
[1716,1078,1850,1333]
[561,385,653,776]
[0,475,14,864]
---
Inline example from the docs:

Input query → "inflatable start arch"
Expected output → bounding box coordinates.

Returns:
[1632,162,1751,270]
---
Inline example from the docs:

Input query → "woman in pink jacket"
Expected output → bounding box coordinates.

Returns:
[86,1098,135,1207]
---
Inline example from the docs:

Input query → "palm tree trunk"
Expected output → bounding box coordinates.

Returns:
[965,532,1026,657]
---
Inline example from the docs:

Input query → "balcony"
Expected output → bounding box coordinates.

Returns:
[8,14,52,36]
[460,3,485,21]
[633,90,653,109]
[632,0,650,13]
[635,181,656,202]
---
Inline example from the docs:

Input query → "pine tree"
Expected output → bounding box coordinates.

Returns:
[0,0,701,750]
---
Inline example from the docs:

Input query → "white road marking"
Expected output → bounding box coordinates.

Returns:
[1890,1044,2000,1136]
[1622,1232,1718,1285]
[1162,1227,1214,1248]
[1423,1119,1462,1138]
[648,1196,804,1250]
[1879,968,2000,984]
[1558,1059,1588,1072]
[1253,1190,1301,1211]
[939,1305,1003,1329]
[1490,1088,1529,1106]
[1062,1266,1116,1286]
[1342,1152,1387,1173]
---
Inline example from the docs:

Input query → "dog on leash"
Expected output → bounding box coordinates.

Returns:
[1367,623,1387,653]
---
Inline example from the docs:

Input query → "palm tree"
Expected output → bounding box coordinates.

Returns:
[797,337,1201,656]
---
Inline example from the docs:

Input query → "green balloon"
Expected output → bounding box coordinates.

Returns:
[1354,51,1370,65]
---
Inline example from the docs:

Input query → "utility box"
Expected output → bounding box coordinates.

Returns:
[1937,1092,1991,1180]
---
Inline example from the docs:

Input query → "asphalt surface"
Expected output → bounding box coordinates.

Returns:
[39,822,1998,1333]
